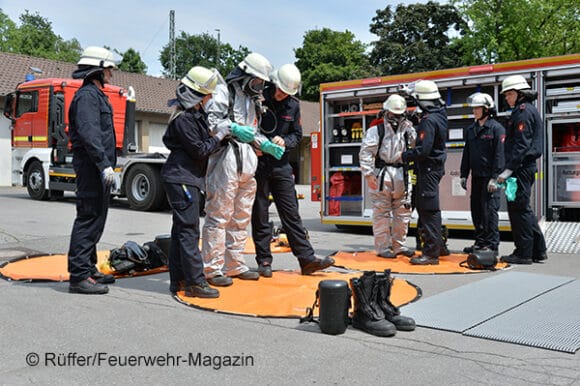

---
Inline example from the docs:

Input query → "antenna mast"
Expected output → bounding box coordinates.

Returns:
[169,10,176,79]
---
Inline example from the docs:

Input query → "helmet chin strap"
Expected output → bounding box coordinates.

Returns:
[477,109,490,124]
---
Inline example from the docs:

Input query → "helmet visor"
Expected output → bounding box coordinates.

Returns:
[466,92,483,107]
[467,92,493,108]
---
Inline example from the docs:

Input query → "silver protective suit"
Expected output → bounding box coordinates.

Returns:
[359,117,416,254]
[202,82,269,278]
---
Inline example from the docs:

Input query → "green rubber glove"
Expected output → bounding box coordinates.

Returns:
[260,140,284,160]
[498,177,518,202]
[231,122,255,143]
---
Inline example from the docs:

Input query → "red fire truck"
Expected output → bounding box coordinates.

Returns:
[311,54,580,229]
[3,78,168,211]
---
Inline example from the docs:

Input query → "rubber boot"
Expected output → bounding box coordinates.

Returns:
[376,270,415,331]
[350,272,396,337]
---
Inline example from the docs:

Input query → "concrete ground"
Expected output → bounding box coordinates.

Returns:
[0,185,578,385]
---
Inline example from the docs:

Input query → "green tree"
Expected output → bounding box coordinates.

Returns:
[159,31,249,79]
[369,1,467,75]
[295,28,374,102]
[117,48,147,74]
[0,9,17,52]
[8,10,81,62]
[453,0,580,64]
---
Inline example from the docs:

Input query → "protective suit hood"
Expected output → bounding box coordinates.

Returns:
[225,67,247,84]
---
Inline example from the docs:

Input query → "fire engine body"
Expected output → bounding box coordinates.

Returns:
[311,54,580,229]
[4,78,168,211]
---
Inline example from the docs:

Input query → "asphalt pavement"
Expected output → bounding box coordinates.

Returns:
[0,185,578,385]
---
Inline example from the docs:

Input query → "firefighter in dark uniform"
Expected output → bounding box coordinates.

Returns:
[251,64,334,277]
[402,80,447,265]
[460,93,505,256]
[161,66,231,297]
[497,75,547,264]
[67,47,119,294]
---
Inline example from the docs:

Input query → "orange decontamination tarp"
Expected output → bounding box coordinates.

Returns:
[175,270,420,318]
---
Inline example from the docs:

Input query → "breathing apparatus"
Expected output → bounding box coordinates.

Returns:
[383,94,407,132]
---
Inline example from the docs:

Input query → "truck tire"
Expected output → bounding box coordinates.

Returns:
[125,164,166,211]
[26,160,49,201]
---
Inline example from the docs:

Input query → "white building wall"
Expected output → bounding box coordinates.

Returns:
[0,116,12,186]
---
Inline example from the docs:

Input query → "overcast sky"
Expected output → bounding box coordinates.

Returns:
[1,0,411,77]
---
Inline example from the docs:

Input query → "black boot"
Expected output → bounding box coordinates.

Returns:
[410,255,439,265]
[91,271,116,284]
[416,227,423,252]
[185,280,219,298]
[69,277,109,294]
[376,270,415,331]
[440,225,450,256]
[169,280,185,294]
[350,272,396,337]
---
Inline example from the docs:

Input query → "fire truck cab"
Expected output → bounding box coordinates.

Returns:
[4,78,168,211]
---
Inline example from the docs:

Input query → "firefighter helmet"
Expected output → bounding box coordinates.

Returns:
[413,80,441,100]
[500,75,531,94]
[383,94,407,115]
[77,46,118,68]
[467,92,495,109]
[271,64,301,95]
[238,52,272,82]
[181,66,221,95]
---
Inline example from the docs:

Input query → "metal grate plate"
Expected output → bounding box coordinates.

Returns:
[464,279,580,353]
[544,221,580,255]
[402,272,574,333]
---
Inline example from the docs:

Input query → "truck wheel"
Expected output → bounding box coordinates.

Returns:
[27,160,49,200]
[125,164,166,211]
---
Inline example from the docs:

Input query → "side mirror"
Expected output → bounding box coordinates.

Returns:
[3,92,15,121]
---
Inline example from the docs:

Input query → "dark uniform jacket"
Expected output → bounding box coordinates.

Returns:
[504,101,543,171]
[161,109,224,190]
[460,118,505,179]
[260,86,302,168]
[69,83,116,172]
[402,105,447,171]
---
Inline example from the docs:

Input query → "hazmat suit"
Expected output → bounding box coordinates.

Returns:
[359,110,416,257]
[202,54,283,282]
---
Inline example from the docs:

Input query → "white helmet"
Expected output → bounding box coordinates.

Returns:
[383,94,407,115]
[238,52,272,81]
[181,66,221,95]
[77,46,119,68]
[500,75,531,94]
[467,92,495,109]
[413,80,441,100]
[271,64,301,95]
